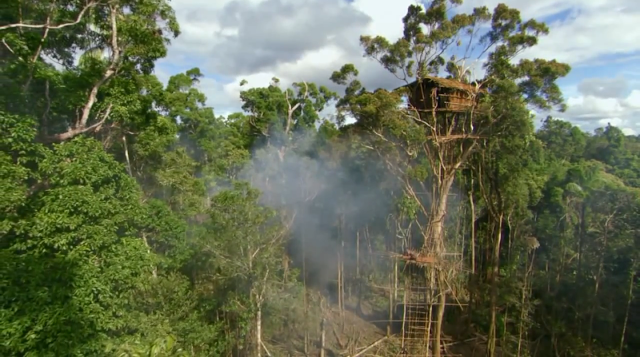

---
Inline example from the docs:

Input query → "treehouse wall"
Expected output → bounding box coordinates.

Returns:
[404,77,480,113]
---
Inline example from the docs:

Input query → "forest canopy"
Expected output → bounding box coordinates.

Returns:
[1,0,639,356]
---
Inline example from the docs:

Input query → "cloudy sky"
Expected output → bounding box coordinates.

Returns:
[154,0,640,135]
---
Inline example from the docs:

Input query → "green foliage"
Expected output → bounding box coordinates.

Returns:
[0,118,152,355]
[1,1,638,356]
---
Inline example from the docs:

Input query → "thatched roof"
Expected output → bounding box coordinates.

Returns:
[397,76,484,93]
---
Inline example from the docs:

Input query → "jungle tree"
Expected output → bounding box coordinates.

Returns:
[332,1,570,355]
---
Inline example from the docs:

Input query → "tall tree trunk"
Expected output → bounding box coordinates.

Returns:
[468,175,477,330]
[257,303,262,357]
[428,175,455,249]
[587,214,613,351]
[434,275,447,357]
[469,176,476,274]
[488,214,504,357]
[576,203,586,281]
[619,265,635,356]
[431,174,455,357]
[517,250,536,357]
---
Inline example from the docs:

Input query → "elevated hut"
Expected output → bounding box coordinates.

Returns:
[398,76,484,112]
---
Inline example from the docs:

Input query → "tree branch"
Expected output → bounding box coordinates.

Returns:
[77,4,119,129]
[1,38,18,57]
[284,81,308,135]
[0,1,99,30]
[46,4,119,142]
[45,103,112,142]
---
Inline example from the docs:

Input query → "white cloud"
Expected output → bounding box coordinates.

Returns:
[155,0,640,132]
[558,88,640,134]
[521,2,640,67]
[157,0,415,115]
[351,0,415,40]
[460,0,640,67]
[625,90,640,109]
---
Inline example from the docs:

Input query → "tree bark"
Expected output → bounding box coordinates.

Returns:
[431,174,455,357]
[619,266,635,356]
[257,303,262,357]
[488,214,504,357]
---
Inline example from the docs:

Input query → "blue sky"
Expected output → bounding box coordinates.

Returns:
[155,0,640,134]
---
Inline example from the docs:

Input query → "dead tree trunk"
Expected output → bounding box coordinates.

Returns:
[320,318,326,357]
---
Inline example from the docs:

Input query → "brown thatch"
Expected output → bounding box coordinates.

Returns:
[397,76,484,92]
[420,76,481,92]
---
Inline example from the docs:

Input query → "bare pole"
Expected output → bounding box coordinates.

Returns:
[320,318,326,357]
[401,279,408,350]
[303,231,309,355]
[388,271,393,336]
[356,231,360,279]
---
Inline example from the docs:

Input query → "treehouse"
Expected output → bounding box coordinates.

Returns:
[399,76,484,112]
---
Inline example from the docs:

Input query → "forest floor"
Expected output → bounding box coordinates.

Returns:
[271,293,490,356]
